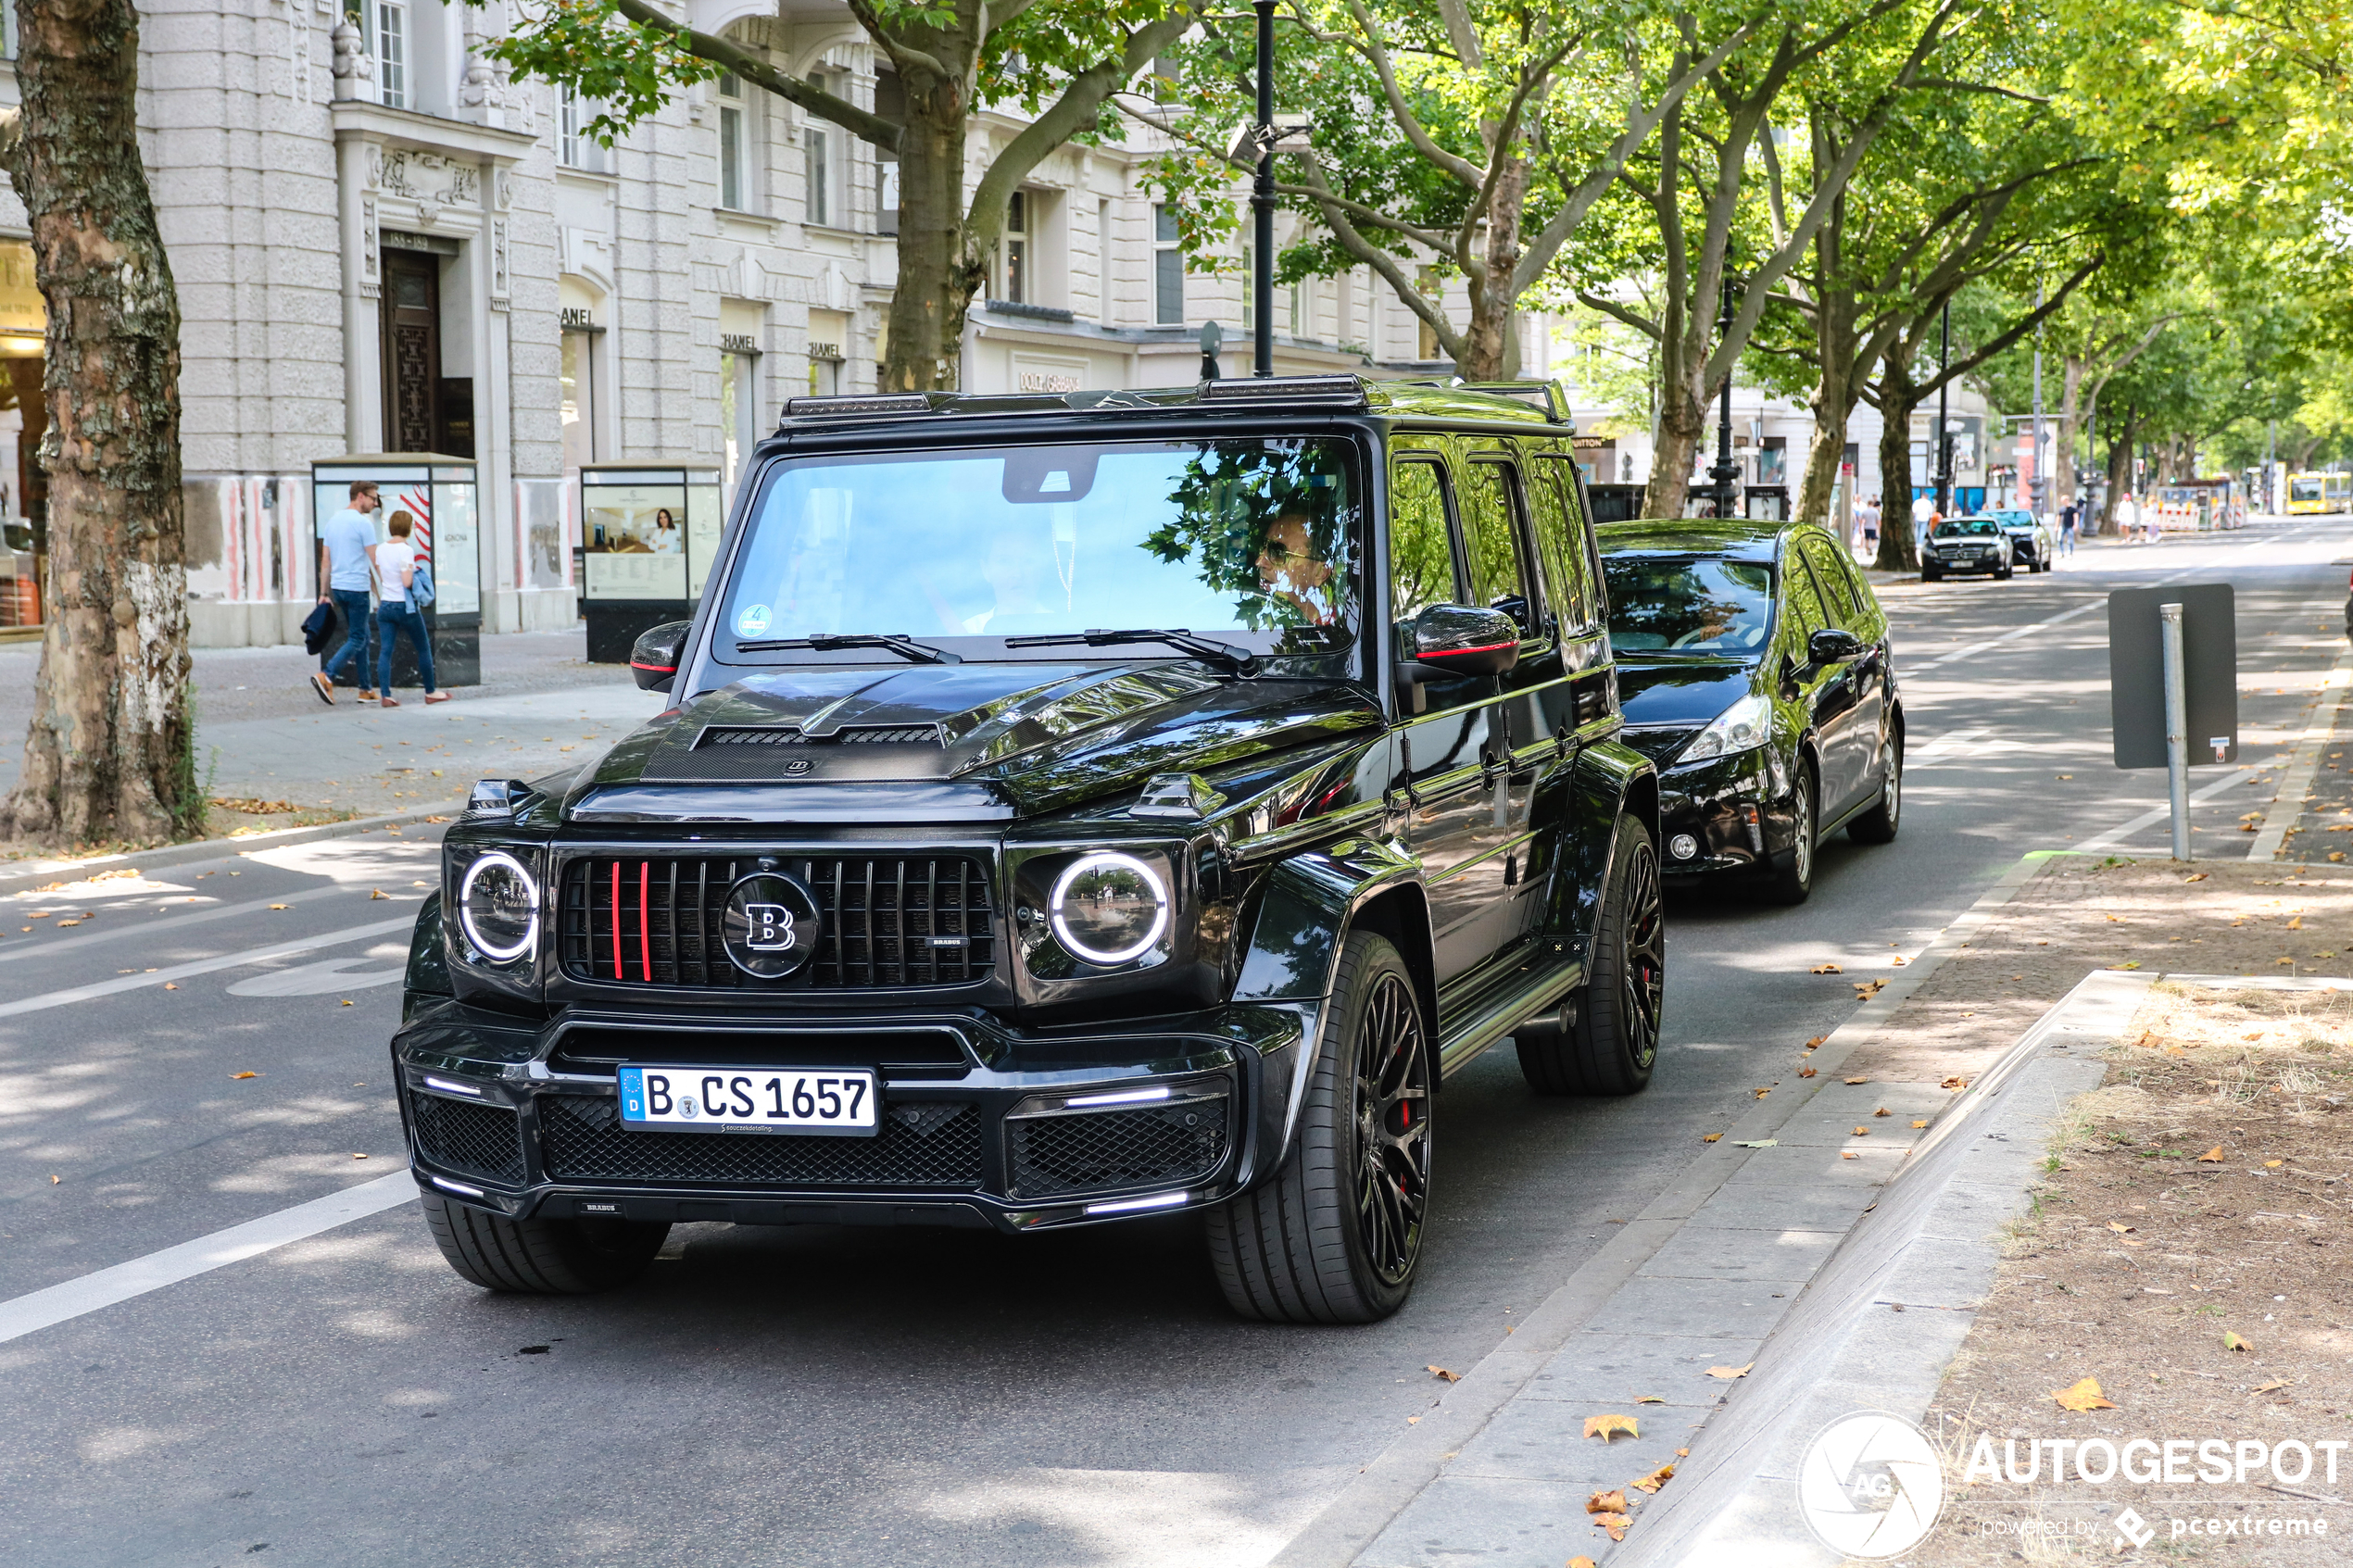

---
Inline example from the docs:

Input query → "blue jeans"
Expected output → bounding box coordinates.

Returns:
[376,601,436,696]
[322,587,372,684]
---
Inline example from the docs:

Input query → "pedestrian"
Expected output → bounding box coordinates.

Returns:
[1859,495,1881,558]
[309,480,381,705]
[372,510,450,709]
[2058,499,2078,557]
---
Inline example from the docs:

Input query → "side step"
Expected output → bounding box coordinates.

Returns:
[1435,955,1582,1079]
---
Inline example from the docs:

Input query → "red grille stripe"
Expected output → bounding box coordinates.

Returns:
[610,861,622,980]
[638,861,652,982]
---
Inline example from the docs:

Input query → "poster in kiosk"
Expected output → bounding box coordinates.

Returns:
[310,456,481,688]
[578,459,724,662]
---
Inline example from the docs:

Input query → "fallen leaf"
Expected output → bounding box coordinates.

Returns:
[1594,1512,1629,1542]
[2185,872,2208,881]
[1633,1395,1665,1405]
[1405,1415,1420,1424]
[1942,1076,1970,1090]
[1753,1087,1771,1098]
[1842,1151,1859,1159]
[1584,1414,1639,1442]
[2199,1146,2226,1162]
[2264,1160,2284,1169]
[1701,1133,1723,1143]
[2288,915,2304,930]
[163,983,178,990]
[341,999,355,1007]
[1804,1035,1827,1048]
[2256,1379,2289,1394]
[55,920,77,928]
[2108,1221,2134,1233]
[1587,1489,1628,1515]
[2114,960,2144,971]
[2051,1376,2117,1411]
[1853,1127,1870,1136]
[1428,1365,1461,1383]
[1810,963,1842,974]
[2333,851,2347,862]
[50,1173,58,1184]
[230,1071,258,1080]
[1706,1363,1753,1380]
[1677,1448,1690,1458]
[352,1152,369,1160]
[270,904,289,910]
[1845,1076,1869,1085]
[1570,1560,1598,1568]
[1629,1461,1676,1494]
[2224,1332,2254,1352]
[1911,1119,1929,1129]
[370,888,389,900]
[1852,979,1886,997]
[1798,1066,1818,1078]
[1874,1107,1891,1117]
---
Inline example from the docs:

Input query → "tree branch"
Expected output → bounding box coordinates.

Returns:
[610,0,904,151]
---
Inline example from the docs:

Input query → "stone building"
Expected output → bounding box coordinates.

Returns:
[0,0,1541,649]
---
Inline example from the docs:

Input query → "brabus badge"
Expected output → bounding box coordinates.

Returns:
[722,872,822,979]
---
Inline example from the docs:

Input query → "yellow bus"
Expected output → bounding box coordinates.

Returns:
[2287,471,2353,514]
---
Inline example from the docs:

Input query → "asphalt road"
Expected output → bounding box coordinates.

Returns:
[3,519,2347,1568]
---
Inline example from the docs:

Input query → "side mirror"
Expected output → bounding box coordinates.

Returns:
[1806,627,1865,667]
[1405,603,1521,680]
[631,621,690,692]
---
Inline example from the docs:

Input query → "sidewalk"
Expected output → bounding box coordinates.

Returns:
[0,626,661,827]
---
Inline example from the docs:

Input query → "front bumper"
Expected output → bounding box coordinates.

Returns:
[393,999,1308,1234]
[1927,551,2005,573]
[1654,746,1792,879]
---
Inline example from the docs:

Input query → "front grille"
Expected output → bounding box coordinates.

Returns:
[558,854,996,989]
[538,1094,985,1187]
[409,1093,526,1184]
[1008,1099,1230,1199]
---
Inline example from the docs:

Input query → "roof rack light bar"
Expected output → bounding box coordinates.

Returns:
[1201,375,1369,408]
[783,393,934,419]
[1390,376,1570,423]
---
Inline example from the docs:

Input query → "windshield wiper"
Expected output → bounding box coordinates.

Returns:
[737,633,962,664]
[1004,627,1259,676]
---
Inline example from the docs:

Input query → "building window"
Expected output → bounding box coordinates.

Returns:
[560,326,598,473]
[804,70,834,226]
[1153,204,1183,326]
[718,73,745,210]
[1288,280,1303,337]
[721,348,758,507]
[1241,245,1254,332]
[1004,192,1028,304]
[372,0,408,110]
[1416,267,1441,360]
[559,89,610,173]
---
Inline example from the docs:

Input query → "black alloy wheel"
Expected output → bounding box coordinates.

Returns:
[1848,733,1903,845]
[1207,931,1432,1323]
[1767,761,1817,905]
[1521,816,1663,1096]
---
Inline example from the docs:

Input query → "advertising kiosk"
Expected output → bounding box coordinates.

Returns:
[310,454,482,687]
[578,458,724,662]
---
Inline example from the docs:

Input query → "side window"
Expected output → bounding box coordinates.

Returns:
[1388,458,1461,620]
[1462,459,1538,637]
[1785,552,1831,640]
[1799,537,1860,622]
[1527,456,1597,633]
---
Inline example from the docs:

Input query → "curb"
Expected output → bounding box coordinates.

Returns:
[1265,850,2064,1568]
[0,798,464,897]
[1614,968,2151,1566]
[2250,638,2353,861]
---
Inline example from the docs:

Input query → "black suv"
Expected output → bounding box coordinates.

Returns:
[395,376,1662,1324]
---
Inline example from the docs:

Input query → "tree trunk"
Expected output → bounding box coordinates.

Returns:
[1872,361,1920,572]
[878,77,976,393]
[1645,382,1705,520]
[2101,407,2137,532]
[1457,156,1527,380]
[1795,286,1857,530]
[0,0,193,847]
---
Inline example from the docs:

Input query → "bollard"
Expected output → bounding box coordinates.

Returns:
[2160,601,2189,859]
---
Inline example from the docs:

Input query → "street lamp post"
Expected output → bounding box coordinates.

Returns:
[1252,0,1276,378]
[1707,274,1740,518]
[1934,298,1954,516]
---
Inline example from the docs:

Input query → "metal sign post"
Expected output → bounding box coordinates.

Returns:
[2160,602,2190,859]
[2109,584,2237,860]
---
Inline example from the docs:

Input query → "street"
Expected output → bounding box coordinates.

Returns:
[2,520,2347,1568]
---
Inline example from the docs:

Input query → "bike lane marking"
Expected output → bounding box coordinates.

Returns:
[0,916,414,1020]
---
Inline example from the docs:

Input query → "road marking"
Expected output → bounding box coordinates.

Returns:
[225,955,408,997]
[2248,640,2353,861]
[1909,726,1987,759]
[0,916,414,1020]
[0,884,373,966]
[2070,765,2265,855]
[0,1173,417,1346]
[1911,599,2103,671]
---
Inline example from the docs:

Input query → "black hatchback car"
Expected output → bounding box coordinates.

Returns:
[1595,519,1903,902]
[396,376,1663,1324]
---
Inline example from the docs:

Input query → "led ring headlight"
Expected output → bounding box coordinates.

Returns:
[458,849,539,962]
[1048,851,1170,966]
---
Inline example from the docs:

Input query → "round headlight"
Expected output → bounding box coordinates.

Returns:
[459,850,539,962]
[1049,852,1170,966]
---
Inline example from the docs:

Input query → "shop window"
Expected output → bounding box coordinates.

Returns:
[560,326,598,472]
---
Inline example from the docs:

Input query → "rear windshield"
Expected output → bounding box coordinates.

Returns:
[717,439,1360,659]
[1600,557,1774,655]
[1934,517,2002,537]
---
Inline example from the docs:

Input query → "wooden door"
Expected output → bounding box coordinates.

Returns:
[381,250,441,453]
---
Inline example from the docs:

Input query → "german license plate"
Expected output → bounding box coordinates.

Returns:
[617,1066,879,1137]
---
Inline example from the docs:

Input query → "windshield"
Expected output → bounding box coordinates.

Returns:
[1601,557,1775,655]
[1935,517,2001,537]
[715,439,1359,659]
[2294,477,2323,500]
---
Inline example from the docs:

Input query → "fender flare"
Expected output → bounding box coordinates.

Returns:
[1544,736,1658,956]
[405,891,452,1010]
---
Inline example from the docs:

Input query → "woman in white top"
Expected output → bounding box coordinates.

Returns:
[374,510,450,707]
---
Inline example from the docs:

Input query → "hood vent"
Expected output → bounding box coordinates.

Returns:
[698,723,943,748]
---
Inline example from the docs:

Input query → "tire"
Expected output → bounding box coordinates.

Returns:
[1848,733,1902,845]
[422,1187,669,1294]
[1766,760,1818,905]
[1995,561,2014,580]
[1921,567,1941,583]
[1206,932,1432,1323]
[1518,817,1664,1097]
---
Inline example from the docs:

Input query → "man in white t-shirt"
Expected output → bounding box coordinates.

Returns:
[371,509,450,708]
[309,480,380,704]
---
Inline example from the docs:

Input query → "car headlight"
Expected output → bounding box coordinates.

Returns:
[458,850,539,961]
[1680,693,1772,764]
[1050,851,1170,965]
